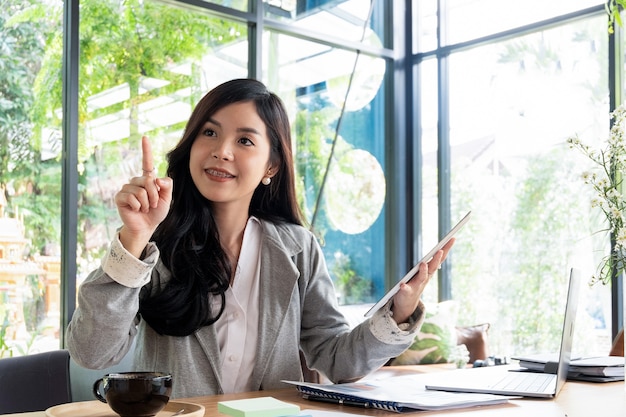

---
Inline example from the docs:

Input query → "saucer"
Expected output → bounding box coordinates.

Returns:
[45,400,204,417]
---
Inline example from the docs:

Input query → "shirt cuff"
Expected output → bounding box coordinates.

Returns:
[369,300,425,345]
[101,234,159,288]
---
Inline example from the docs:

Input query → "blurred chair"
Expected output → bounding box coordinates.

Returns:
[0,349,71,414]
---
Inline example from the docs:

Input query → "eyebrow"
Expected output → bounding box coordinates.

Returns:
[205,118,262,136]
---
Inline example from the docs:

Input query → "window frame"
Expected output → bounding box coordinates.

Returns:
[57,0,623,346]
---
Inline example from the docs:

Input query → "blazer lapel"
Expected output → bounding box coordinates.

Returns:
[250,222,302,387]
[194,322,224,393]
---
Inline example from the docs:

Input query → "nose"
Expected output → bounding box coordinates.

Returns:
[212,141,233,161]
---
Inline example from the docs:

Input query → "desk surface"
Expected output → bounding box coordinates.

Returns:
[5,365,625,417]
[183,365,625,417]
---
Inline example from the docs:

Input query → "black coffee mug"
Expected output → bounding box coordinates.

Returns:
[93,372,173,417]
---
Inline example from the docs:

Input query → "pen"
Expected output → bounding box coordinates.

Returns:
[302,394,370,408]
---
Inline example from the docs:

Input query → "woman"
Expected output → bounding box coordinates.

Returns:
[66,78,453,398]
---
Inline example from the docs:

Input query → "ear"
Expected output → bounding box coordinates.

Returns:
[266,165,278,179]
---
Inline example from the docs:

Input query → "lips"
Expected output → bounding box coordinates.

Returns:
[205,168,235,179]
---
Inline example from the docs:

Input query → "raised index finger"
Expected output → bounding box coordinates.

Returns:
[141,135,155,176]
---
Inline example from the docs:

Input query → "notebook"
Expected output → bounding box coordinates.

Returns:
[425,267,581,398]
[513,352,624,382]
[364,211,472,318]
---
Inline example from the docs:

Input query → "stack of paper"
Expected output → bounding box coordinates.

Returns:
[514,354,624,382]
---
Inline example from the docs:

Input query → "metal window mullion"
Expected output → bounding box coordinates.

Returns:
[386,0,413,293]
[436,52,452,301]
[249,0,262,79]
[437,0,452,301]
[60,0,80,346]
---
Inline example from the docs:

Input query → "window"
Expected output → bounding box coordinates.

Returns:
[1,0,393,355]
[0,0,63,356]
[262,28,389,304]
[445,0,603,45]
[75,1,248,286]
[418,3,615,356]
[1,0,621,361]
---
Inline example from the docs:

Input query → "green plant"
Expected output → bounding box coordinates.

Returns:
[4,0,244,264]
[607,0,626,33]
[22,274,45,332]
[0,311,14,358]
[331,251,372,305]
[567,104,626,285]
[0,0,55,252]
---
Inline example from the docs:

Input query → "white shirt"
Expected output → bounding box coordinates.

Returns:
[215,217,261,393]
[104,218,263,393]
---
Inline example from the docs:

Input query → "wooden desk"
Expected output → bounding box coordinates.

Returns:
[2,366,624,417]
[183,365,626,417]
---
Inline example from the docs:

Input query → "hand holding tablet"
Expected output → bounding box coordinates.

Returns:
[364,211,471,318]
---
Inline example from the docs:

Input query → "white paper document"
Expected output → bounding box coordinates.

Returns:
[284,373,512,412]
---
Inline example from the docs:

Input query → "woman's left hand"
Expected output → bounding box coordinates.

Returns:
[391,238,456,325]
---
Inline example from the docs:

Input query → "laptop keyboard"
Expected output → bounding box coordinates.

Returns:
[490,372,553,392]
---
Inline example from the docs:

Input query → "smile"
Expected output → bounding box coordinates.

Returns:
[206,168,235,179]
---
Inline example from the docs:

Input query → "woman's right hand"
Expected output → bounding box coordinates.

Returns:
[114,136,173,258]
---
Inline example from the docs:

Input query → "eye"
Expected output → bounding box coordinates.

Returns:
[202,128,217,137]
[239,137,254,146]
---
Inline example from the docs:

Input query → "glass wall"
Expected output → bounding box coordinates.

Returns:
[74,0,248,287]
[417,2,616,357]
[417,57,440,302]
[260,30,388,304]
[1,0,622,360]
[445,0,603,45]
[0,0,63,355]
[0,0,393,355]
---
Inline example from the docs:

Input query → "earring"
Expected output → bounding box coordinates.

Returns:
[262,177,271,185]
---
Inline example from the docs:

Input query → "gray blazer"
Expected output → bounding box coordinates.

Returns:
[66,220,423,398]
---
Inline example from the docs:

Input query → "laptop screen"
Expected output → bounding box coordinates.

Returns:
[554,268,581,395]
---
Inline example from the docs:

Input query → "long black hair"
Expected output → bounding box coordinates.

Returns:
[138,79,304,336]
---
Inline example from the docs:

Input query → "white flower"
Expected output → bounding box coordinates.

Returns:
[607,188,622,199]
[616,228,626,249]
[570,103,626,285]
[591,197,601,206]
[610,206,623,222]
[596,177,610,189]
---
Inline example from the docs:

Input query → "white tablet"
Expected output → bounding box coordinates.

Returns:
[364,211,471,318]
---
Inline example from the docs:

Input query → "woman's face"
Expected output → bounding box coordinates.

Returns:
[189,101,274,210]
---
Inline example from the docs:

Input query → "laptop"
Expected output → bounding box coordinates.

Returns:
[425,267,581,398]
